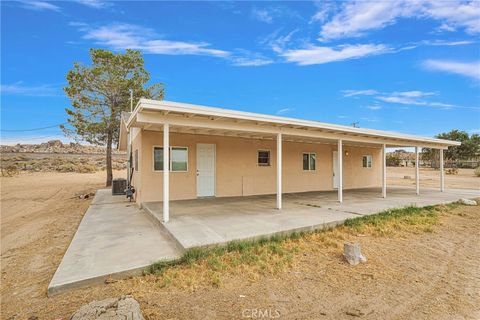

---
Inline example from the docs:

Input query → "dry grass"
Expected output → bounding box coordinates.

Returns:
[145,204,451,291]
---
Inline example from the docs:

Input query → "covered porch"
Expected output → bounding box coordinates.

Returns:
[142,186,478,250]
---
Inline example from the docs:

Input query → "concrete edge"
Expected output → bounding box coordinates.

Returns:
[141,203,186,253]
[179,219,346,251]
[47,255,180,296]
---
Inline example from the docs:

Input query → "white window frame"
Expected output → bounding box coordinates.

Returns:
[362,155,373,168]
[257,149,271,167]
[303,152,317,171]
[152,145,189,172]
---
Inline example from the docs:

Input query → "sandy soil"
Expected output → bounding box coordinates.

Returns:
[1,169,479,319]
[387,167,480,190]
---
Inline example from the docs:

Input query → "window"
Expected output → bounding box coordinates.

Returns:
[134,149,139,171]
[362,155,373,168]
[303,153,316,171]
[171,147,188,171]
[153,146,188,172]
[257,150,270,166]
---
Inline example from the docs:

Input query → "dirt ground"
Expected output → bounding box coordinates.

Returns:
[1,168,479,319]
[387,166,479,190]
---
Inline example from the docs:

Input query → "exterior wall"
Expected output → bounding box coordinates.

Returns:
[132,130,382,203]
[130,127,143,202]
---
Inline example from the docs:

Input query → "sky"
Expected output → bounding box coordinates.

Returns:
[1,0,480,145]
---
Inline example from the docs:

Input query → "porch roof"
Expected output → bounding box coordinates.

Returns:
[118,99,460,151]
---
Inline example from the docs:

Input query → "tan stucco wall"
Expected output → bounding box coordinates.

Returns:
[131,130,382,203]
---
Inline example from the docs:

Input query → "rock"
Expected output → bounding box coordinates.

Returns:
[346,308,365,317]
[344,242,367,266]
[458,198,477,206]
[70,296,144,320]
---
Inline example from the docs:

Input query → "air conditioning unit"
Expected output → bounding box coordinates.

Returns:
[112,178,127,195]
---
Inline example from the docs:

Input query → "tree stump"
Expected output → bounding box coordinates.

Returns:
[344,242,367,266]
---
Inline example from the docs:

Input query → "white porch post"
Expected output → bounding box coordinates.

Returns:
[276,133,282,209]
[415,146,420,195]
[382,144,387,198]
[338,139,343,203]
[163,123,170,222]
[440,148,444,192]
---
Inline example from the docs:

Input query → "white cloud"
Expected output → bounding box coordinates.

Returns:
[276,108,293,115]
[74,0,111,9]
[342,89,379,97]
[76,23,230,57]
[260,29,299,54]
[0,83,59,96]
[231,57,273,67]
[421,39,475,46]
[251,6,301,24]
[282,44,389,65]
[422,60,480,80]
[19,1,60,12]
[343,89,479,110]
[366,105,382,110]
[316,1,480,41]
[251,7,274,23]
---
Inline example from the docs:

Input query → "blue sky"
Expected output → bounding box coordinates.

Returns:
[1,0,479,145]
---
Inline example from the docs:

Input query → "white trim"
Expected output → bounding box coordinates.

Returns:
[163,124,169,223]
[415,146,420,195]
[276,133,282,209]
[382,144,386,198]
[302,152,317,171]
[127,99,460,148]
[338,140,343,203]
[152,145,189,173]
[440,148,444,192]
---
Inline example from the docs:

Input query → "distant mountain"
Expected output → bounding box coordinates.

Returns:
[1,140,124,154]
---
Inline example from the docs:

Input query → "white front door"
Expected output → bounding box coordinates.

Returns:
[196,143,215,197]
[332,151,339,189]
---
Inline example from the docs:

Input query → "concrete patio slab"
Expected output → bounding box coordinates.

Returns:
[143,187,479,250]
[48,189,182,295]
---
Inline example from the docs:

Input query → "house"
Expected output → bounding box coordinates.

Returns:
[118,99,460,222]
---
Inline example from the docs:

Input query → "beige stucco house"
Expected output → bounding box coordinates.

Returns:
[118,99,460,222]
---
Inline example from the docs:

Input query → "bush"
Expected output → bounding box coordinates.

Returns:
[445,168,458,175]
[475,167,480,177]
[1,165,19,177]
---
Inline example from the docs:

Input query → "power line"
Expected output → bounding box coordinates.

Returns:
[0,123,67,132]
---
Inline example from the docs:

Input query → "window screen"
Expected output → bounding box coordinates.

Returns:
[303,153,316,171]
[362,155,372,168]
[257,150,270,166]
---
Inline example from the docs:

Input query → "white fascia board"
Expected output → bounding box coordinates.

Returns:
[129,99,461,148]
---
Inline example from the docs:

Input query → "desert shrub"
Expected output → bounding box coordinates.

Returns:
[57,163,76,172]
[1,165,19,177]
[77,163,97,173]
[445,168,458,175]
[475,167,480,177]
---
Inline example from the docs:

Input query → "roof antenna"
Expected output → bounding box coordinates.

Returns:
[351,122,359,128]
[129,89,133,112]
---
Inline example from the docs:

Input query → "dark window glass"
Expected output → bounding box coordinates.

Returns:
[258,150,270,166]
